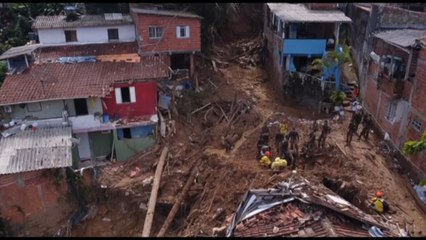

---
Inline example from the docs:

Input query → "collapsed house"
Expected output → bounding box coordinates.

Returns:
[227,174,406,237]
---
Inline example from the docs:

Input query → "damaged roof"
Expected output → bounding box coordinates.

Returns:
[0,126,72,175]
[267,3,351,23]
[33,14,133,29]
[0,55,169,106]
[0,44,41,60]
[227,174,404,237]
[131,7,202,19]
[374,29,426,48]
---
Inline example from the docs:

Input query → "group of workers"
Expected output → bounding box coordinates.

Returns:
[346,109,373,145]
[256,114,392,216]
[257,121,298,171]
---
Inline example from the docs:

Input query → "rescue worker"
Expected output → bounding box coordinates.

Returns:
[271,157,287,171]
[346,120,357,145]
[306,131,316,152]
[260,144,271,158]
[259,151,272,167]
[275,132,285,155]
[359,114,373,141]
[278,136,289,158]
[352,110,363,134]
[287,127,300,154]
[279,121,288,136]
[311,120,319,133]
[317,120,331,149]
[370,191,390,214]
[256,134,270,159]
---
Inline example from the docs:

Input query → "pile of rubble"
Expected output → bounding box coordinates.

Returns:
[212,35,263,70]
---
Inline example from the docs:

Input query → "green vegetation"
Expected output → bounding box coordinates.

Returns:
[403,131,426,156]
[330,90,347,106]
[310,44,353,77]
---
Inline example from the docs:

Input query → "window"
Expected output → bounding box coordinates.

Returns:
[385,101,397,123]
[64,30,77,42]
[115,86,136,104]
[107,28,119,41]
[412,119,423,132]
[176,26,190,38]
[122,128,132,139]
[149,26,163,39]
[27,102,42,112]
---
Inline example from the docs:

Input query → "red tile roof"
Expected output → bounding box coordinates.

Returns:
[35,42,139,63]
[233,201,378,237]
[0,56,169,105]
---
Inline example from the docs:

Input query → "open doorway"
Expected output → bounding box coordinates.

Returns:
[170,53,190,70]
[74,98,88,116]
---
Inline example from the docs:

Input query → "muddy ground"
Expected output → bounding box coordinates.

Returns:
[63,47,426,237]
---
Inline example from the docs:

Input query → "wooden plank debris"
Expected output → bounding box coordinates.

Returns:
[141,146,169,237]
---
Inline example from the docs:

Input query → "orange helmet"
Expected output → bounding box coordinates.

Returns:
[265,151,272,157]
[376,191,383,198]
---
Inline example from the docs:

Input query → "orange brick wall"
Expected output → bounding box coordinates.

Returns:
[132,13,201,54]
[0,169,68,225]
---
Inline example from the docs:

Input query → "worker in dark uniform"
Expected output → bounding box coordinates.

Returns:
[359,114,373,141]
[287,127,300,154]
[346,120,357,145]
[317,120,331,149]
[352,110,363,134]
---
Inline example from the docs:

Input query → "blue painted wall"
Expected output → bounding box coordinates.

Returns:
[283,39,327,56]
[117,124,156,140]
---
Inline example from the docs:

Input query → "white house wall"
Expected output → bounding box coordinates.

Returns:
[9,98,103,120]
[11,100,67,119]
[38,29,66,44]
[37,25,136,45]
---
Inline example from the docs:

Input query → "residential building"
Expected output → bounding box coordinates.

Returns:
[33,13,136,45]
[130,3,202,77]
[346,4,426,174]
[0,4,201,226]
[263,3,351,93]
[364,30,426,173]
[0,120,72,226]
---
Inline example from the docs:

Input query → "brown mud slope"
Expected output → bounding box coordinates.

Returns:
[69,49,425,237]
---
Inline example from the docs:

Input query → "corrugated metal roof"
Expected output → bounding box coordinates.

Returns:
[374,29,426,48]
[131,7,202,19]
[0,44,41,60]
[0,127,72,175]
[33,14,133,29]
[267,3,351,23]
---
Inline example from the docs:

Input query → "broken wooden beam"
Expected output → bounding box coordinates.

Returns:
[212,60,218,72]
[141,146,169,237]
[156,158,201,237]
[191,103,211,115]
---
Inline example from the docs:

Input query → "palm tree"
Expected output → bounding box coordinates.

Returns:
[310,44,353,91]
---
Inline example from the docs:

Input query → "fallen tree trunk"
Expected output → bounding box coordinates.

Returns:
[141,146,169,237]
[156,158,202,237]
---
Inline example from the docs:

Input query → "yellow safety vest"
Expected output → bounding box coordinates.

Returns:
[371,197,384,213]
[271,158,287,170]
[279,124,288,135]
[260,156,272,166]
